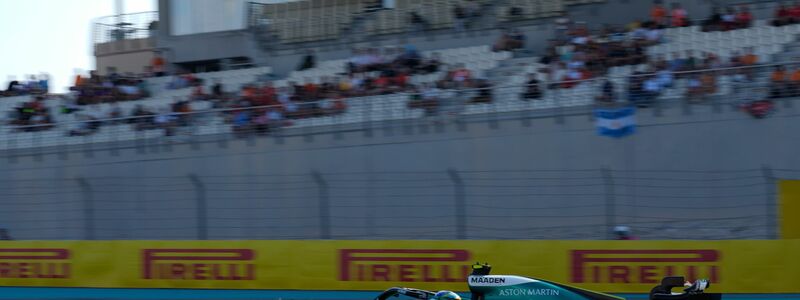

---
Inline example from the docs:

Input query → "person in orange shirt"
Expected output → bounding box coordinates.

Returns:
[700,72,717,95]
[790,68,800,97]
[771,65,788,98]
[152,53,166,77]
[740,49,758,66]
[738,48,758,79]
[651,1,667,25]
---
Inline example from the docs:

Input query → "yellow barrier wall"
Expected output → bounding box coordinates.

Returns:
[0,240,798,293]
[780,180,800,239]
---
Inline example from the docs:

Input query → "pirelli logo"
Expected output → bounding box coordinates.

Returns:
[142,249,255,280]
[571,250,720,284]
[0,248,70,279]
[339,249,471,282]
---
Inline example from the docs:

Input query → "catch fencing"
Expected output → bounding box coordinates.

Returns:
[0,168,795,240]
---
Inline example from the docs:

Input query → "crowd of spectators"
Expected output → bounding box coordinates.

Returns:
[647,0,753,32]
[71,71,150,105]
[768,64,800,99]
[453,0,483,32]
[773,2,800,27]
[406,66,493,116]
[5,0,790,137]
[522,17,657,101]
[493,29,526,52]
[2,75,49,97]
[701,5,754,32]
[7,96,55,132]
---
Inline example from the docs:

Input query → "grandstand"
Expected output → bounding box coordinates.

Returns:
[1,0,800,242]
[4,19,800,149]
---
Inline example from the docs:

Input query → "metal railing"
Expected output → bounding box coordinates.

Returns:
[92,11,158,45]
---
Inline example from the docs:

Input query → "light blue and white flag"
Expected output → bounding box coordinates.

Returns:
[594,107,636,138]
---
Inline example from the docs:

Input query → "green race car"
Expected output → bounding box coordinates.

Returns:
[374,263,720,300]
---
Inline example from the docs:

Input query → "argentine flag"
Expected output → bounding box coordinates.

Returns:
[594,107,636,138]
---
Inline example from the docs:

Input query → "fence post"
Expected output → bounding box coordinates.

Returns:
[447,169,467,239]
[761,165,777,239]
[188,174,208,240]
[76,178,95,240]
[601,167,616,240]
[312,171,331,239]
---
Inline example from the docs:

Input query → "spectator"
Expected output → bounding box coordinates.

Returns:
[667,52,685,72]
[148,20,159,37]
[701,70,717,95]
[650,1,667,25]
[508,6,523,19]
[152,52,166,77]
[129,105,157,130]
[774,3,792,26]
[68,113,100,136]
[297,49,316,71]
[420,52,443,74]
[702,7,723,31]
[0,228,11,240]
[595,79,615,104]
[155,108,177,136]
[453,4,467,31]
[522,74,542,100]
[109,102,123,121]
[721,6,737,31]
[736,5,753,28]
[684,50,698,71]
[790,67,800,96]
[770,65,788,98]
[396,45,422,70]
[492,29,524,52]
[409,11,427,33]
[190,79,209,101]
[419,83,441,116]
[613,226,638,240]
[211,79,225,100]
[4,77,24,96]
[670,3,689,27]
[640,74,663,106]
[469,78,493,103]
[792,1,800,24]
[740,48,758,66]
[449,64,472,83]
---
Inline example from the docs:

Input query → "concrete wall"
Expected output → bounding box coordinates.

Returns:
[1,101,798,241]
[95,38,156,75]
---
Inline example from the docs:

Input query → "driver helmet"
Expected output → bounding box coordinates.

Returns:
[432,291,461,300]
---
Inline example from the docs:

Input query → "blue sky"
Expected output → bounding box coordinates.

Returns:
[0,0,156,93]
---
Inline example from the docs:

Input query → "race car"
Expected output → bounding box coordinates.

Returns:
[374,263,721,300]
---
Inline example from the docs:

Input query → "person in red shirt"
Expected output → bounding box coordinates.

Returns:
[191,84,208,101]
[303,78,318,100]
[262,81,277,106]
[791,2,800,23]
[775,4,792,26]
[736,5,753,28]
[393,72,408,89]
[451,64,472,82]
[670,3,688,27]
[241,84,257,104]
[373,75,390,94]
